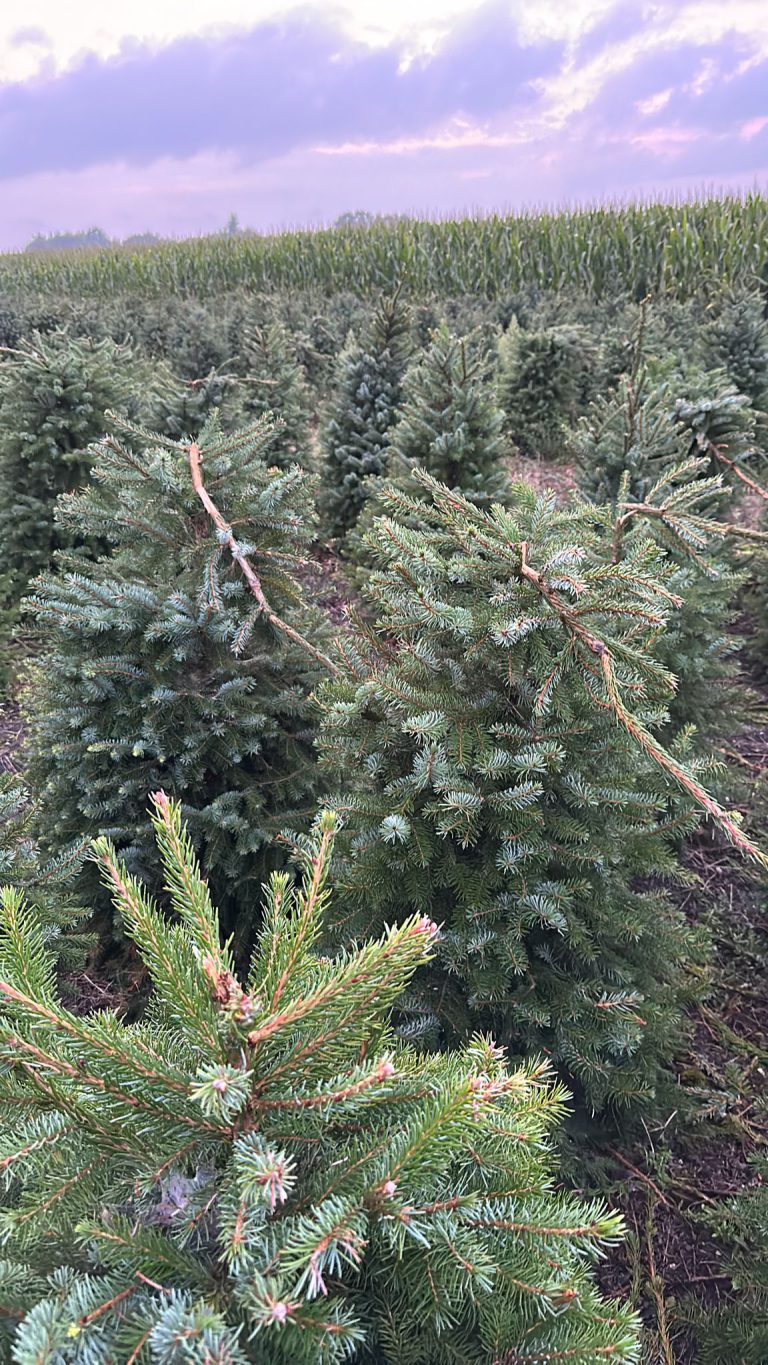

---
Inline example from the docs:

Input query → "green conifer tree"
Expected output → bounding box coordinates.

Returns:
[320,291,411,543]
[317,476,765,1110]
[498,322,593,458]
[692,1153,768,1363]
[707,290,768,411]
[240,321,311,468]
[574,363,754,740]
[0,795,640,1364]
[146,364,243,442]
[0,774,91,975]
[382,322,509,505]
[347,323,510,572]
[23,416,332,931]
[0,332,135,667]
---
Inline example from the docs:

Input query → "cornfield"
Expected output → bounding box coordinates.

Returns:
[2,194,767,300]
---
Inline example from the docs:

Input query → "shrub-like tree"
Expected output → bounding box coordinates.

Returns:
[0,795,640,1364]
[347,323,510,572]
[707,290,768,411]
[240,321,311,468]
[317,476,765,1109]
[498,322,593,458]
[0,332,134,664]
[146,364,243,442]
[320,291,411,542]
[574,362,756,740]
[23,416,332,931]
[0,774,91,976]
[383,322,509,505]
[692,1153,768,1363]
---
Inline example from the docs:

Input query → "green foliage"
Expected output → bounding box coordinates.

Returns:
[0,796,640,1364]
[0,774,92,974]
[498,321,593,457]
[22,416,331,932]
[320,292,411,542]
[574,362,751,739]
[240,321,311,467]
[707,290,768,410]
[674,382,763,485]
[347,323,510,572]
[693,1153,768,1362]
[0,332,135,664]
[314,475,763,1111]
[384,323,509,505]
[145,364,242,442]
[3,194,768,302]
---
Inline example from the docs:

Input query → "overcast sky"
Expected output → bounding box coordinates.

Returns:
[1,0,767,250]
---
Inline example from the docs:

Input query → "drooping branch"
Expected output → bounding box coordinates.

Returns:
[188,442,338,675]
[517,541,768,869]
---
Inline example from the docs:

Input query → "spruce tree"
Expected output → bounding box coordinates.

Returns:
[146,364,243,442]
[347,323,510,572]
[317,476,765,1110]
[498,322,593,458]
[381,322,509,505]
[693,1154,768,1362]
[0,332,135,666]
[0,774,91,975]
[320,291,411,543]
[240,321,311,468]
[0,795,640,1364]
[23,416,332,931]
[707,290,768,411]
[574,362,753,740]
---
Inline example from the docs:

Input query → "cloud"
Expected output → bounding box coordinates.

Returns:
[1,0,767,250]
[0,3,559,181]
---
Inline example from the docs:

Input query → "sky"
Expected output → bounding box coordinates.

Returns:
[1,0,767,250]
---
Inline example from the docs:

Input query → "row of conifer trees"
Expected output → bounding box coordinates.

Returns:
[0,284,767,1360]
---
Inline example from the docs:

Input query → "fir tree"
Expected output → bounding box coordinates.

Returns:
[320,291,411,543]
[574,361,754,740]
[0,774,92,976]
[347,323,510,571]
[22,416,332,932]
[674,383,765,493]
[498,322,593,458]
[146,364,243,442]
[381,322,509,506]
[240,321,311,468]
[692,1153,768,1363]
[0,795,640,1364]
[707,290,768,411]
[317,476,765,1110]
[0,332,135,664]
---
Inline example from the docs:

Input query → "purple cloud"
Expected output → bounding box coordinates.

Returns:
[1,3,767,251]
[0,3,559,180]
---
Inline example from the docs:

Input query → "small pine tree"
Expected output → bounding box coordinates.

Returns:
[0,795,640,1364]
[675,383,764,491]
[146,363,243,442]
[498,322,593,458]
[0,332,135,664]
[23,416,332,933]
[320,291,411,542]
[574,362,751,740]
[347,323,510,572]
[383,323,509,505]
[692,1153,768,1363]
[240,322,311,468]
[707,290,768,411]
[318,476,765,1110]
[0,773,92,975]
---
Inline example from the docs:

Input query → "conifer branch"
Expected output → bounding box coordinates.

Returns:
[517,542,768,867]
[188,441,338,674]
